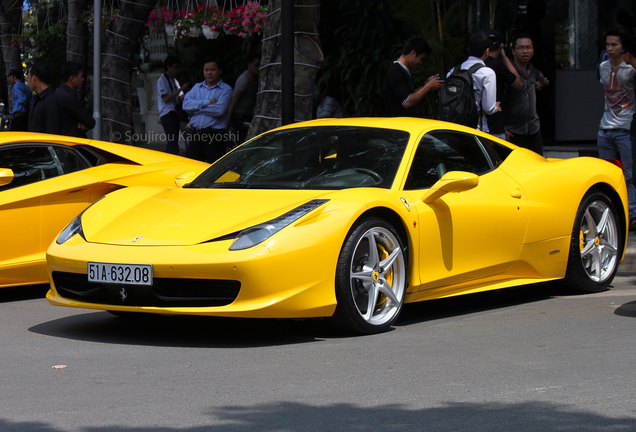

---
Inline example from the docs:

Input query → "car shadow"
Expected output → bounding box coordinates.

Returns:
[614,300,636,318]
[29,282,561,348]
[397,282,555,326]
[28,311,340,348]
[1,400,635,431]
[0,284,49,303]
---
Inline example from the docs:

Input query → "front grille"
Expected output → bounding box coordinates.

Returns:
[52,272,240,307]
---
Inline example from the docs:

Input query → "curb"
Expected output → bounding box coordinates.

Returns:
[619,234,636,272]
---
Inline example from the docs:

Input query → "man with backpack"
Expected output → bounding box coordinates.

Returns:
[440,31,500,131]
[384,35,444,117]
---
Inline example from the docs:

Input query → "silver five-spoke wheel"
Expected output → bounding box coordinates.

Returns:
[563,190,622,293]
[335,218,406,334]
[579,200,619,283]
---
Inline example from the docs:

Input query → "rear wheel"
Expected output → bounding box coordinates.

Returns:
[333,218,407,334]
[562,190,622,293]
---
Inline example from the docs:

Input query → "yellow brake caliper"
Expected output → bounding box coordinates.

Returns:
[378,245,393,288]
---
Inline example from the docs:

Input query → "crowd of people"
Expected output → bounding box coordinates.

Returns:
[7,27,636,221]
[384,31,548,154]
[8,61,96,138]
[156,53,260,163]
[384,26,636,230]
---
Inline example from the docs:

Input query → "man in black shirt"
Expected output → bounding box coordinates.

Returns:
[384,36,443,117]
[485,30,522,140]
[56,61,96,138]
[28,61,61,134]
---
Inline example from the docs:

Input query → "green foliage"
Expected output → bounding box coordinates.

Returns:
[23,1,69,88]
[319,0,472,117]
[319,0,405,117]
[391,0,471,113]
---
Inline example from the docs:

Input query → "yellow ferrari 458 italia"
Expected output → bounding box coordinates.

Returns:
[46,118,628,334]
[0,133,208,288]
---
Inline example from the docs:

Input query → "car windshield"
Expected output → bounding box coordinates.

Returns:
[189,126,410,190]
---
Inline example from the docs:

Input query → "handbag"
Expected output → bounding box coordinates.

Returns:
[164,73,190,123]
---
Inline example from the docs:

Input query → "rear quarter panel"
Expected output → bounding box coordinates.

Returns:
[499,149,628,245]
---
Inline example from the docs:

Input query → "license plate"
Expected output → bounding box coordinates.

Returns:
[88,262,153,286]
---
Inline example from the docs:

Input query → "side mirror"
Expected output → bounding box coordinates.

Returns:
[420,171,479,204]
[174,171,197,188]
[0,168,14,187]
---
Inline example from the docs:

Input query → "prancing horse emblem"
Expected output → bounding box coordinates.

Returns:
[119,288,128,302]
[133,236,142,243]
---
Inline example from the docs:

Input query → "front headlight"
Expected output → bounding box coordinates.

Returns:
[56,213,85,244]
[229,199,329,251]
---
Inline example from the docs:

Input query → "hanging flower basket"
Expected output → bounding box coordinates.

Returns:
[147,6,178,34]
[201,25,219,39]
[165,23,176,35]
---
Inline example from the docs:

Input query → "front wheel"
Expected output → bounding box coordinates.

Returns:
[333,218,407,334]
[562,190,622,293]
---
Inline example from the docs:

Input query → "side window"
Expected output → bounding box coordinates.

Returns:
[476,136,512,167]
[53,147,89,174]
[404,131,492,190]
[0,146,62,191]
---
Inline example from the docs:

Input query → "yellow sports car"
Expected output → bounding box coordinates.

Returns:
[46,118,628,334]
[1,133,208,288]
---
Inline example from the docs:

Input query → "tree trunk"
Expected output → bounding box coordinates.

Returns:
[248,0,322,139]
[0,0,24,111]
[101,0,158,144]
[67,0,89,101]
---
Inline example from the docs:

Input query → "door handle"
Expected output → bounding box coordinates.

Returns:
[510,189,523,199]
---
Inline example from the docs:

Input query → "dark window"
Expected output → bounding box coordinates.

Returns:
[476,136,511,167]
[53,147,89,174]
[404,131,492,190]
[0,146,63,191]
[193,127,410,190]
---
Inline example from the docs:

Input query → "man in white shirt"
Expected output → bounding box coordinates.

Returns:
[446,31,500,131]
[157,56,190,155]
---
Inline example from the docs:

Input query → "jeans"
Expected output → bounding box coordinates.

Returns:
[598,128,636,218]
[160,111,181,155]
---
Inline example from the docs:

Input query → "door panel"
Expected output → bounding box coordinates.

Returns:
[411,168,529,291]
[401,129,529,293]
[0,145,98,286]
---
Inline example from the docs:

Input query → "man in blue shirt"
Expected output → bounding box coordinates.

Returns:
[7,69,32,131]
[182,56,233,163]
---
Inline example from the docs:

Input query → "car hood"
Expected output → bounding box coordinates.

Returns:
[81,186,339,246]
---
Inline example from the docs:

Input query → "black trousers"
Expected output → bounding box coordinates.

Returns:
[10,113,28,131]
[509,131,543,156]
[185,128,227,164]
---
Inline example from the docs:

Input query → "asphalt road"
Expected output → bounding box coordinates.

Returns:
[1,277,635,432]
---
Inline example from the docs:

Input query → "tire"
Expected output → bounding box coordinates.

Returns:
[333,217,407,334]
[107,311,148,319]
[562,190,622,293]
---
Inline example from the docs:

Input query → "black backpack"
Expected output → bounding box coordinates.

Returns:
[436,63,484,128]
